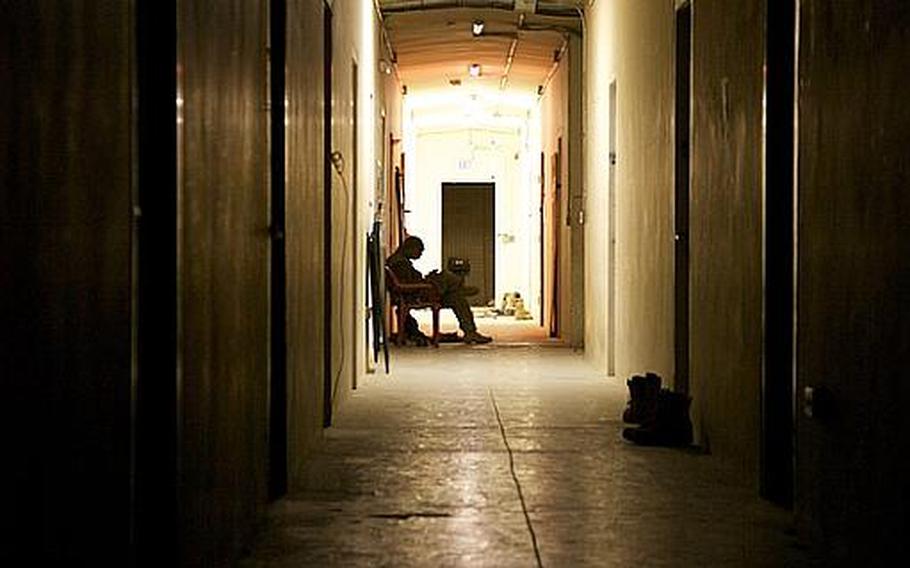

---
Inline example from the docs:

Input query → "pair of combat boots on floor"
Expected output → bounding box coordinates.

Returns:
[621,372,693,447]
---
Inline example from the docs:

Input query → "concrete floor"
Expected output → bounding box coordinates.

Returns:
[242,344,814,567]
[413,310,553,344]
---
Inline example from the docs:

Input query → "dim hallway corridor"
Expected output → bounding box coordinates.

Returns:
[241,346,810,567]
[5,1,909,564]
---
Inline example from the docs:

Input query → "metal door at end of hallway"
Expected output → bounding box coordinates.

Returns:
[442,183,495,307]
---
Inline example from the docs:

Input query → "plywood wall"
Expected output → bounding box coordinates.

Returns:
[177,1,270,563]
[0,2,134,562]
[796,1,910,560]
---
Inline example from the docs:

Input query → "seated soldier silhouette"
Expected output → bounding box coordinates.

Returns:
[387,236,492,344]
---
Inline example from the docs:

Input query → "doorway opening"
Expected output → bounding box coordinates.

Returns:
[322,1,333,427]
[548,138,563,339]
[761,0,796,508]
[674,2,692,395]
[268,0,288,501]
[400,89,554,345]
[134,0,178,562]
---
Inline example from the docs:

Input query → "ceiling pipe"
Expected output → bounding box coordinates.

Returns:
[378,0,579,18]
[537,36,567,97]
[499,13,525,90]
[499,36,519,90]
[374,0,405,88]
[380,1,513,14]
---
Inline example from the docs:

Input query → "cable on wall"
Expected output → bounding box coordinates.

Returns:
[330,150,351,405]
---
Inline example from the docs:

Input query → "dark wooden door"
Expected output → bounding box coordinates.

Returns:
[442,183,495,306]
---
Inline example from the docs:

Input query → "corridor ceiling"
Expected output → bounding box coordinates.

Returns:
[378,1,581,95]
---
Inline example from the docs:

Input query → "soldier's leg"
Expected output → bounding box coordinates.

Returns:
[427,270,462,295]
[443,293,476,334]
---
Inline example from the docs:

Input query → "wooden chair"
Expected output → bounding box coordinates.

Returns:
[385,266,441,347]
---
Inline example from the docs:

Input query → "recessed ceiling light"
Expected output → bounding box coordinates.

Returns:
[469,63,481,78]
[472,20,484,36]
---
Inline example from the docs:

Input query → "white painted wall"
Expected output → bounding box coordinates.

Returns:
[582,0,675,383]
[583,1,616,375]
[328,0,379,398]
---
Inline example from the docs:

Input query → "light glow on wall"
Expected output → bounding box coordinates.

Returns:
[402,86,542,319]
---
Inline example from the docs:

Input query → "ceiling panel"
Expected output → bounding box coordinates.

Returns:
[380,6,577,95]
